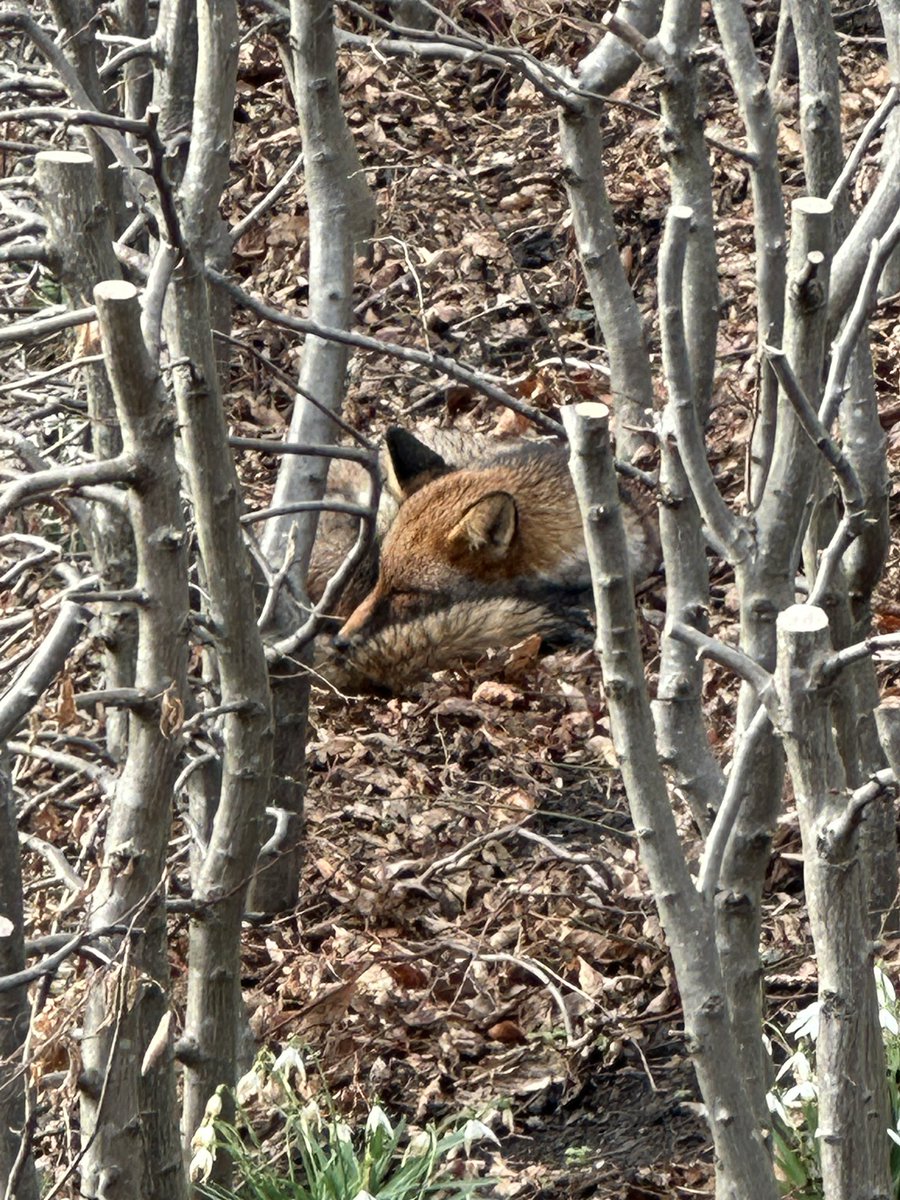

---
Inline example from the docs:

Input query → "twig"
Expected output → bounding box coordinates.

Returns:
[473,952,576,1046]
[821,209,900,432]
[8,741,115,794]
[0,304,97,345]
[668,620,777,713]
[207,267,565,436]
[228,435,375,466]
[230,150,305,244]
[516,827,609,891]
[214,328,374,447]
[828,85,899,210]
[0,454,136,522]
[826,768,896,849]
[0,602,91,740]
[762,344,867,605]
[698,705,771,903]
[240,500,373,526]
[0,353,105,395]
[419,820,531,884]
[18,832,87,894]
[823,631,900,680]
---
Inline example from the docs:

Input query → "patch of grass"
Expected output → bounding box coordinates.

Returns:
[767,965,900,1198]
[192,1046,498,1200]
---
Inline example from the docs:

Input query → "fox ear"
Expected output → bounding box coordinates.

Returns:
[385,428,450,498]
[448,492,517,560]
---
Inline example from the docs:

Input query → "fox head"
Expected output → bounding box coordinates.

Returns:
[333,428,555,651]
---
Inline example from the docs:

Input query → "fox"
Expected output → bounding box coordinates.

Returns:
[310,427,658,691]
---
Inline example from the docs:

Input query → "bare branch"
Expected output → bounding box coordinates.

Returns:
[207,266,565,435]
[0,455,136,522]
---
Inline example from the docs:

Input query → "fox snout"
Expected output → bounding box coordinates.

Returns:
[332,615,365,652]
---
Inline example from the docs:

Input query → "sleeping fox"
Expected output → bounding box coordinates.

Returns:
[311,427,658,691]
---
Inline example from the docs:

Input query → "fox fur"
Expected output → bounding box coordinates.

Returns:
[310,426,658,691]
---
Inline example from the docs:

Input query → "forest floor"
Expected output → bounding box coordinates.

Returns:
[5,0,900,1196]
[228,4,900,1194]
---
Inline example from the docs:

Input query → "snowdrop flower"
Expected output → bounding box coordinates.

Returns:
[786,1001,819,1043]
[462,1119,500,1157]
[366,1105,393,1138]
[334,1122,353,1144]
[299,1101,322,1133]
[192,1123,216,1151]
[273,1045,308,1084]
[875,967,899,1034]
[235,1068,262,1105]
[189,1148,214,1183]
[402,1129,434,1162]
[876,965,896,1003]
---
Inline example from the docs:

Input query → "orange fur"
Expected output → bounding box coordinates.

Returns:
[325,431,659,688]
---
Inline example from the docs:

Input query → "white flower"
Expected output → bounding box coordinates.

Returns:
[273,1045,308,1084]
[786,1001,819,1043]
[776,1049,811,1083]
[782,1078,818,1106]
[876,966,896,1006]
[204,1091,223,1118]
[235,1068,261,1105]
[876,967,899,1033]
[461,1119,500,1157]
[334,1122,353,1144]
[366,1105,394,1138]
[299,1101,322,1133]
[191,1123,216,1151]
[189,1148,215,1182]
[403,1129,434,1162]
[351,1191,377,1200]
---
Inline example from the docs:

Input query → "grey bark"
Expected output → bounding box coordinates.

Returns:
[718,197,833,1125]
[150,0,198,149]
[709,0,785,507]
[35,150,137,763]
[115,0,154,127]
[0,751,38,1200]
[169,260,273,1160]
[577,0,662,96]
[558,97,655,463]
[252,0,375,913]
[654,206,725,832]
[78,281,188,1200]
[790,0,845,204]
[563,401,778,1200]
[164,0,274,1158]
[790,0,870,857]
[0,565,90,1200]
[829,152,900,330]
[263,0,375,591]
[837,340,895,936]
[775,605,891,1200]
[652,0,720,420]
[792,0,898,929]
[875,0,900,297]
